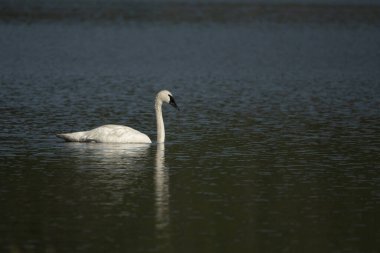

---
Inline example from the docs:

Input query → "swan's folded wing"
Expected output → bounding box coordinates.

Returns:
[84,125,151,143]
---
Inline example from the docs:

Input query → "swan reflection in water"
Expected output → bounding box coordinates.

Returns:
[155,143,171,245]
[62,142,171,246]
[63,142,150,167]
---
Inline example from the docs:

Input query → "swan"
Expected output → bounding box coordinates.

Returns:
[56,90,179,143]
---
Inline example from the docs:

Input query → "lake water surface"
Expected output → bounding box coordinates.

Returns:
[0,10,380,253]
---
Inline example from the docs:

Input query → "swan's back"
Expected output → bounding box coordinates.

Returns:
[57,124,152,143]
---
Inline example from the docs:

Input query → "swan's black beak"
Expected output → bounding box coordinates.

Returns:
[169,95,179,111]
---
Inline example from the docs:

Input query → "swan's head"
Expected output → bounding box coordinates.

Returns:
[156,90,179,110]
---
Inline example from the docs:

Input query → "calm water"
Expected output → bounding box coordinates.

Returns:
[0,11,380,253]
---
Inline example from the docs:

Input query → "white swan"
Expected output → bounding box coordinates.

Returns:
[56,90,179,143]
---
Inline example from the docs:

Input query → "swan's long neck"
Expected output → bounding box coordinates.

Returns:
[155,97,165,143]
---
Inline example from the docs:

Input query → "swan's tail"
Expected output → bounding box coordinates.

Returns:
[56,131,87,142]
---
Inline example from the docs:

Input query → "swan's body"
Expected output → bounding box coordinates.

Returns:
[56,124,151,143]
[56,90,179,143]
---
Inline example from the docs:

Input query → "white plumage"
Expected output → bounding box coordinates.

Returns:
[56,124,151,143]
[56,90,179,144]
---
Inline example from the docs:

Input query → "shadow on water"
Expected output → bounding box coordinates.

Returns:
[1,2,380,24]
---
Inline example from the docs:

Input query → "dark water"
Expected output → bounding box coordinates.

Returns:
[1,8,380,253]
